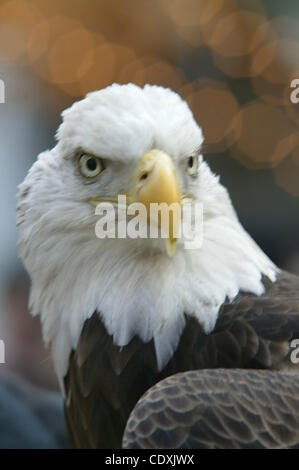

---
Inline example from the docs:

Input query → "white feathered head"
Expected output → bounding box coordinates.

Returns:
[17,83,276,384]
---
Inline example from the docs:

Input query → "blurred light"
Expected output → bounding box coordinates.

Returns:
[32,16,85,81]
[0,0,44,63]
[212,52,252,79]
[42,14,82,38]
[26,19,50,64]
[80,42,135,95]
[184,79,239,153]
[162,0,227,49]
[110,44,136,76]
[233,102,296,168]
[206,9,272,79]
[132,61,187,91]
[117,57,148,84]
[178,81,197,101]
[292,147,299,168]
[251,29,299,105]
[273,152,299,197]
[272,133,299,165]
[174,25,203,48]
[270,16,299,43]
[249,13,274,51]
[162,0,224,27]
[208,11,267,58]
[79,43,116,96]
[250,16,299,92]
[260,39,299,85]
[250,40,276,77]
[251,75,291,106]
[48,28,95,85]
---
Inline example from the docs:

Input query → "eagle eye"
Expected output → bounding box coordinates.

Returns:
[78,153,105,179]
[186,155,199,177]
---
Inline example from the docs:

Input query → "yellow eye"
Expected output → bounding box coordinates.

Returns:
[186,155,199,177]
[78,153,104,179]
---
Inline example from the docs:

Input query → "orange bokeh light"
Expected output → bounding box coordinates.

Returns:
[233,101,296,168]
[79,42,116,96]
[260,39,299,85]
[0,0,44,63]
[273,151,299,197]
[48,28,95,85]
[208,11,267,58]
[132,61,187,91]
[162,0,225,27]
[184,79,240,153]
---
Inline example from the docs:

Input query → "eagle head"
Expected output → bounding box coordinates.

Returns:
[17,83,276,385]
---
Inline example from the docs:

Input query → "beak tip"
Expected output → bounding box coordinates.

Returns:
[165,238,177,258]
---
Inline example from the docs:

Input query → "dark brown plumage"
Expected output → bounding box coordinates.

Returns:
[64,270,299,448]
[123,369,299,449]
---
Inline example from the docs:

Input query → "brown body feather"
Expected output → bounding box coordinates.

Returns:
[123,369,299,449]
[64,270,299,448]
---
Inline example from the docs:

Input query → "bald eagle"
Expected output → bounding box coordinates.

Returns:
[17,84,299,449]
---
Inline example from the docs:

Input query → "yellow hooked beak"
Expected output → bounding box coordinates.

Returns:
[135,149,182,256]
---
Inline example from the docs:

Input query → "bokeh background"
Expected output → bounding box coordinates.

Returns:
[0,0,299,391]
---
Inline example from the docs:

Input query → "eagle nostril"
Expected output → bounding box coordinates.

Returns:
[140,172,149,181]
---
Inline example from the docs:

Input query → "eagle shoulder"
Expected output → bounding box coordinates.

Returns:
[64,270,299,448]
